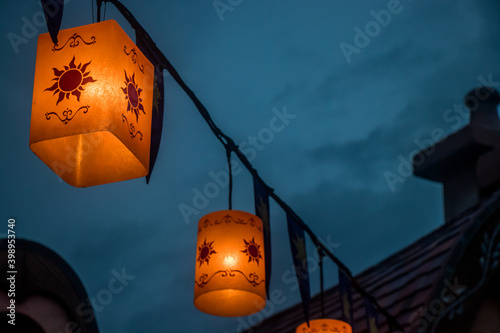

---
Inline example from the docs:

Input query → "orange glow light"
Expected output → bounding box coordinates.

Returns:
[296,319,353,333]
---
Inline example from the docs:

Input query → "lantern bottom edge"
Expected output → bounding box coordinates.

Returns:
[30,131,149,187]
[194,289,266,317]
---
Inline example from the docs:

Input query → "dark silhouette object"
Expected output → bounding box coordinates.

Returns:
[414,87,500,223]
[0,239,99,333]
[467,87,500,129]
[41,0,64,44]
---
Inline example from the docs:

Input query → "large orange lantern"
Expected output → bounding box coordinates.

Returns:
[30,20,154,187]
[296,319,352,333]
[194,210,266,317]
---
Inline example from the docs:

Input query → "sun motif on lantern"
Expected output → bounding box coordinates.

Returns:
[44,55,96,105]
[197,239,217,267]
[241,237,263,265]
[122,70,145,122]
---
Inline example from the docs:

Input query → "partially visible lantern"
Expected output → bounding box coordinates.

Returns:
[296,319,353,333]
[194,210,266,317]
[30,20,154,187]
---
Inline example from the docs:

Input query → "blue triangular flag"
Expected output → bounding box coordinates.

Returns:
[135,31,165,183]
[253,177,271,299]
[365,298,380,333]
[339,268,354,326]
[287,212,310,324]
[41,0,64,44]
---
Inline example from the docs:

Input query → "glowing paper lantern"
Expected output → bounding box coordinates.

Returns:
[30,20,154,187]
[296,319,352,333]
[194,210,266,317]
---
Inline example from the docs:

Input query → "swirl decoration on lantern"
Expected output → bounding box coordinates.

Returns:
[296,319,353,333]
[45,105,90,124]
[121,114,143,140]
[194,210,266,317]
[123,46,145,73]
[52,32,96,51]
[198,214,263,233]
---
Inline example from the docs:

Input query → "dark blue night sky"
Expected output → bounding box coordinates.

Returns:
[1,0,500,332]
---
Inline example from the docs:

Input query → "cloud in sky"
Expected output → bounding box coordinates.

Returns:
[1,0,499,332]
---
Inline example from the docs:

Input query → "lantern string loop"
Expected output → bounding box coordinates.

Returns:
[99,1,406,331]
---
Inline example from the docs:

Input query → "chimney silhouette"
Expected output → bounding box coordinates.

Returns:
[413,87,500,223]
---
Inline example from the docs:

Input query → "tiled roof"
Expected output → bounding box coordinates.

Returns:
[246,192,500,333]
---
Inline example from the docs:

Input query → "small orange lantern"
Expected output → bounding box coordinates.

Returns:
[194,210,266,317]
[30,20,154,187]
[296,319,352,333]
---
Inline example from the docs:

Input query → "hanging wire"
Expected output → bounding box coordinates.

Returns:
[389,320,395,333]
[103,2,107,20]
[318,248,326,318]
[99,1,406,331]
[96,0,102,22]
[226,148,233,210]
[91,0,94,23]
